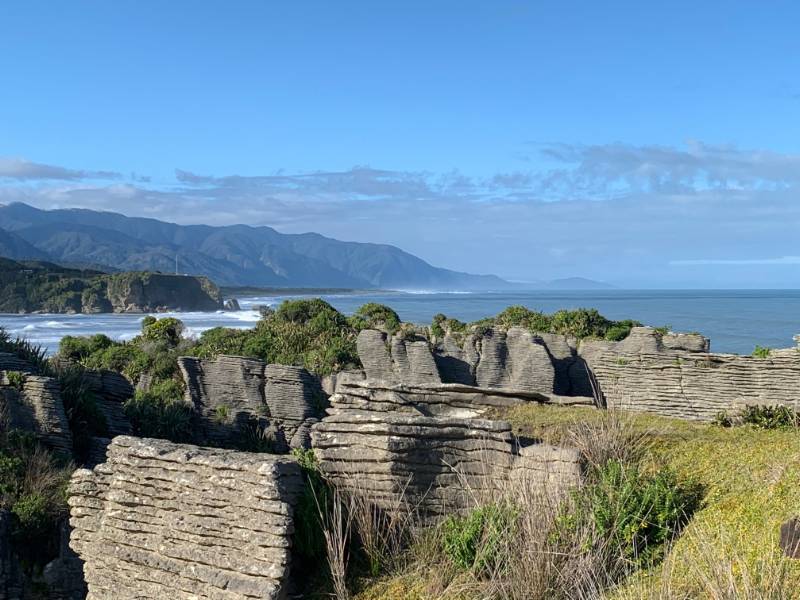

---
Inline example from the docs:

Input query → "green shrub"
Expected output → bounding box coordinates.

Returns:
[752,345,772,359]
[55,365,109,461]
[740,405,798,429]
[441,502,518,576]
[5,371,24,390]
[0,429,72,568]
[653,325,672,336]
[290,448,329,560]
[349,303,401,334]
[141,317,184,346]
[567,460,702,569]
[605,319,642,341]
[124,380,192,442]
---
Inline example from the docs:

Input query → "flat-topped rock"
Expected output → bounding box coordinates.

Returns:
[581,328,800,420]
[68,436,303,600]
[312,413,582,519]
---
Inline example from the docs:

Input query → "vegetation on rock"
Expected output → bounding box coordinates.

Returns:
[0,257,222,313]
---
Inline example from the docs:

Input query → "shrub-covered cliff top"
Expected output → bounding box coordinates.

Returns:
[0,257,222,313]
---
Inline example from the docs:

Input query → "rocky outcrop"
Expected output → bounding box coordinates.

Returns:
[582,327,800,420]
[0,374,72,455]
[103,272,223,313]
[68,436,303,600]
[312,413,582,518]
[357,330,442,385]
[329,371,591,420]
[42,521,87,600]
[178,355,322,449]
[81,369,133,436]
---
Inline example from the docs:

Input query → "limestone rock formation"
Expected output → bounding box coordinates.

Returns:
[312,413,582,518]
[356,329,441,385]
[80,369,133,436]
[581,327,800,420]
[329,371,590,420]
[0,373,72,455]
[68,436,303,600]
[178,355,322,449]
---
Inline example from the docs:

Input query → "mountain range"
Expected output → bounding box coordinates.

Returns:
[0,203,611,290]
[0,203,515,289]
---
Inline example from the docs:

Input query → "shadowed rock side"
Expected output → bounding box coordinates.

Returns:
[581,327,800,420]
[0,511,23,600]
[178,355,322,449]
[68,437,303,600]
[80,370,133,436]
[312,414,582,519]
[0,372,72,455]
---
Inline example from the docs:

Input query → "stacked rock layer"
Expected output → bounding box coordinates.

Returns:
[68,436,303,600]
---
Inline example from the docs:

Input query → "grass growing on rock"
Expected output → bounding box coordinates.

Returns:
[350,405,800,599]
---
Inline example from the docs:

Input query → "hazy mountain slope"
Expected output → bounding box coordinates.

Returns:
[0,228,49,260]
[0,203,510,289]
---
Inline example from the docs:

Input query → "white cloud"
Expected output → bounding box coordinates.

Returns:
[0,157,121,181]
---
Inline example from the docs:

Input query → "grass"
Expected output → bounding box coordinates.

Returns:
[351,404,800,599]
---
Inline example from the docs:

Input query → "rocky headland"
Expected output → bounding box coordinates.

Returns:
[0,257,223,313]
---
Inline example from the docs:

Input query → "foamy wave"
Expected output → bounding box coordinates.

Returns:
[393,289,475,295]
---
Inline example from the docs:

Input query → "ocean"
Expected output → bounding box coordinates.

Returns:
[1,289,799,356]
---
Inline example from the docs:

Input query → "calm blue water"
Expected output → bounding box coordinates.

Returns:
[1,290,798,356]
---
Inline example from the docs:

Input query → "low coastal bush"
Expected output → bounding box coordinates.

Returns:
[348,303,401,334]
[752,345,772,358]
[0,430,72,570]
[441,502,518,576]
[740,404,798,429]
[123,380,193,442]
[432,305,642,341]
[55,364,109,461]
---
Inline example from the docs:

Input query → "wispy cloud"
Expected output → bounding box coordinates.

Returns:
[0,157,121,181]
[671,256,800,266]
[1,142,799,287]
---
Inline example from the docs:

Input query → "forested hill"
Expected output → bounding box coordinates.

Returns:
[0,203,511,290]
[0,257,222,313]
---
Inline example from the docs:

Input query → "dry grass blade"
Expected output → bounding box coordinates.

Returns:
[565,409,653,470]
[313,481,354,600]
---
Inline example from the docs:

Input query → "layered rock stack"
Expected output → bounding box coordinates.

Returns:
[178,355,322,449]
[581,327,800,421]
[80,370,133,436]
[68,436,303,600]
[0,373,73,455]
[312,413,582,518]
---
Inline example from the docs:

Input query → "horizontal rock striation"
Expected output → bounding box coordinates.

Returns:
[178,355,322,449]
[81,369,133,436]
[329,372,591,420]
[1,373,72,455]
[357,330,442,385]
[68,436,303,600]
[312,414,582,518]
[582,327,800,420]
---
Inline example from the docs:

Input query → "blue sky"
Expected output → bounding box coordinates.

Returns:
[1,1,799,287]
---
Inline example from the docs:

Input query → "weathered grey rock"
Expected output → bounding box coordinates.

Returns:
[42,521,87,600]
[356,330,441,385]
[535,333,579,395]
[582,328,800,421]
[265,365,321,443]
[178,355,267,446]
[329,373,591,420]
[0,375,72,455]
[312,414,582,519]
[0,353,34,374]
[224,298,241,311]
[781,517,800,559]
[81,369,133,436]
[432,333,475,385]
[432,328,559,394]
[178,356,322,449]
[68,437,303,600]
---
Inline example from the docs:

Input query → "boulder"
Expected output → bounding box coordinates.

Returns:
[68,437,303,600]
